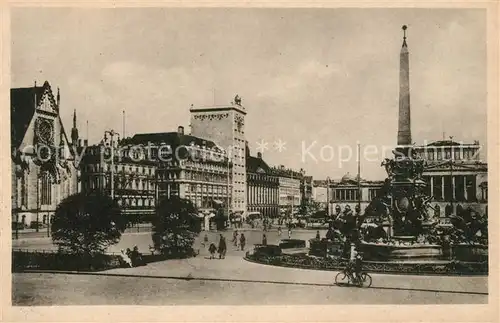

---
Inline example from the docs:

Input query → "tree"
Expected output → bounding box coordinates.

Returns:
[51,193,128,255]
[151,195,202,257]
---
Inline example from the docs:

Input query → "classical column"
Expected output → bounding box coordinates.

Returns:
[430,176,434,198]
[441,176,445,200]
[463,176,468,201]
[452,176,456,201]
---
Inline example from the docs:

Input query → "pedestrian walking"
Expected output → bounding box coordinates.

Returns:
[202,233,209,248]
[288,227,292,239]
[240,233,246,251]
[208,243,217,259]
[262,233,267,246]
[277,226,282,236]
[316,230,321,240]
[218,234,227,259]
[232,230,239,247]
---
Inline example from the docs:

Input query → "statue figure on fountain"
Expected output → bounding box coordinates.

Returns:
[361,150,437,239]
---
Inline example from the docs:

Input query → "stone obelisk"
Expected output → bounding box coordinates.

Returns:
[397,25,412,148]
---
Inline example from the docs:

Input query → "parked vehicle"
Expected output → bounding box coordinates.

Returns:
[29,221,46,229]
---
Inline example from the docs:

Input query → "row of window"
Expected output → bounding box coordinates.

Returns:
[84,163,154,175]
[185,184,228,194]
[183,171,230,183]
[415,148,479,161]
[117,198,155,208]
[248,185,279,205]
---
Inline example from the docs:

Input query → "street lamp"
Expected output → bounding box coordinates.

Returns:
[226,152,231,224]
[36,175,40,233]
[326,177,331,216]
[104,130,120,199]
[449,136,454,215]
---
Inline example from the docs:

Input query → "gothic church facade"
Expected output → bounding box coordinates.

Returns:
[11,81,79,227]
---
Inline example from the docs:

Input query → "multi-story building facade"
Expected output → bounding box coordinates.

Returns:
[300,175,313,207]
[328,139,488,219]
[11,81,79,227]
[312,180,328,207]
[79,138,157,221]
[329,173,384,214]
[189,97,247,214]
[271,165,303,216]
[413,140,488,217]
[246,149,279,218]
[126,126,232,213]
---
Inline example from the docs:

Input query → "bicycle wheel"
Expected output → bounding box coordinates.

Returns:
[359,273,372,288]
[335,272,349,286]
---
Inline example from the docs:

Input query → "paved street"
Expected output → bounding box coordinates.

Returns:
[12,229,488,305]
[12,227,327,253]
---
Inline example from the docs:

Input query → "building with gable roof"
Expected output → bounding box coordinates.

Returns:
[11,81,78,228]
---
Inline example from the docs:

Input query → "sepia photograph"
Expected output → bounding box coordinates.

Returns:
[8,6,491,309]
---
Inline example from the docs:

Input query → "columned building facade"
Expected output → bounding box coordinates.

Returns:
[246,150,279,218]
[329,174,384,213]
[413,140,487,217]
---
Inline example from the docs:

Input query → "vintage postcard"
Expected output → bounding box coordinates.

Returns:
[2,1,498,322]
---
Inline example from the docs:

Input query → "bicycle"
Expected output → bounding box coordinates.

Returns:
[334,268,372,288]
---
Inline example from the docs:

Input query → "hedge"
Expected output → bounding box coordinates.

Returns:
[279,239,306,249]
[12,250,191,272]
[245,253,488,276]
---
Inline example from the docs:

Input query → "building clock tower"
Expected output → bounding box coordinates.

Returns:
[190,95,247,215]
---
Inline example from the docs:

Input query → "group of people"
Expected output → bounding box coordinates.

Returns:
[120,246,144,267]
[277,226,293,238]
[231,230,247,251]
[202,232,247,259]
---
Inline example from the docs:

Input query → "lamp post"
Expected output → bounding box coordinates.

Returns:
[36,175,40,233]
[47,176,51,238]
[104,130,120,199]
[227,153,231,224]
[326,177,331,216]
[449,136,454,215]
[357,143,361,212]
[15,209,19,240]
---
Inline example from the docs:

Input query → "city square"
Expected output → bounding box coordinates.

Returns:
[13,229,488,305]
[8,7,490,311]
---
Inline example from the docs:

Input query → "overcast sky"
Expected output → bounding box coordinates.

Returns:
[11,8,487,180]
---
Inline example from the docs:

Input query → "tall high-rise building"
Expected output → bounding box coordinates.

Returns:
[189,96,247,214]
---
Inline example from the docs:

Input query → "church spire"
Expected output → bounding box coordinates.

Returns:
[397,25,412,147]
[71,109,79,146]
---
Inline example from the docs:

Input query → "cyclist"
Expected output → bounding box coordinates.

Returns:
[353,252,363,284]
[346,249,363,284]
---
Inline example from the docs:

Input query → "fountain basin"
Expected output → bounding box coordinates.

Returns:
[360,242,443,262]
